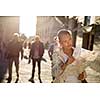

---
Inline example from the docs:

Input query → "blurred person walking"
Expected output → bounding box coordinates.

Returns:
[28,35,44,83]
[0,38,8,82]
[6,33,23,83]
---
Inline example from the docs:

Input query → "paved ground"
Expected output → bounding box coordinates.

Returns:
[4,50,52,83]
[77,36,100,83]
[3,39,100,83]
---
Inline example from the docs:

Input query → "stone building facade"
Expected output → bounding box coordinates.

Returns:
[36,16,63,44]
[36,16,85,44]
[0,16,19,43]
[36,16,99,48]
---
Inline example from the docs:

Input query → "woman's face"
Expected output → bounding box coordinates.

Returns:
[35,37,40,43]
[59,34,73,49]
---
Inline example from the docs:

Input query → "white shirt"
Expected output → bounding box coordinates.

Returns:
[52,46,100,83]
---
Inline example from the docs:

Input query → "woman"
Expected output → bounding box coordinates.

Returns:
[52,29,100,83]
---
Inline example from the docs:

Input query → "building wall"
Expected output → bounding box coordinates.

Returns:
[36,16,98,45]
[0,16,19,43]
[36,16,63,44]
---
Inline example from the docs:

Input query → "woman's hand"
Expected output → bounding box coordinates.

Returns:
[61,56,75,70]
[78,71,87,80]
[61,63,66,70]
[67,56,75,64]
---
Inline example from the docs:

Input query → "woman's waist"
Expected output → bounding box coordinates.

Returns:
[63,67,79,77]
[64,75,81,83]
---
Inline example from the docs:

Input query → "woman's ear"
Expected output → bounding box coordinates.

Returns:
[59,42,62,48]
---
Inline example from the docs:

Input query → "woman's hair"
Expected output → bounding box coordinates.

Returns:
[35,35,40,40]
[57,29,72,40]
[13,33,20,37]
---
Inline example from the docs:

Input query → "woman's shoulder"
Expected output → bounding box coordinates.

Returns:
[80,48,99,61]
[72,46,81,59]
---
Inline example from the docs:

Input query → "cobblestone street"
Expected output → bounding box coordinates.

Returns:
[76,36,100,83]
[3,48,100,83]
[4,50,52,83]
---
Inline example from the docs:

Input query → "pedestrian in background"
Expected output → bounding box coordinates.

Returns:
[0,38,8,82]
[28,35,44,83]
[48,36,58,61]
[48,36,59,81]
[6,33,23,83]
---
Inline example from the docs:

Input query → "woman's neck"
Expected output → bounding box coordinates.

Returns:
[63,47,73,56]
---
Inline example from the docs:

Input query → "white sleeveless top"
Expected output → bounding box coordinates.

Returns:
[52,46,99,83]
